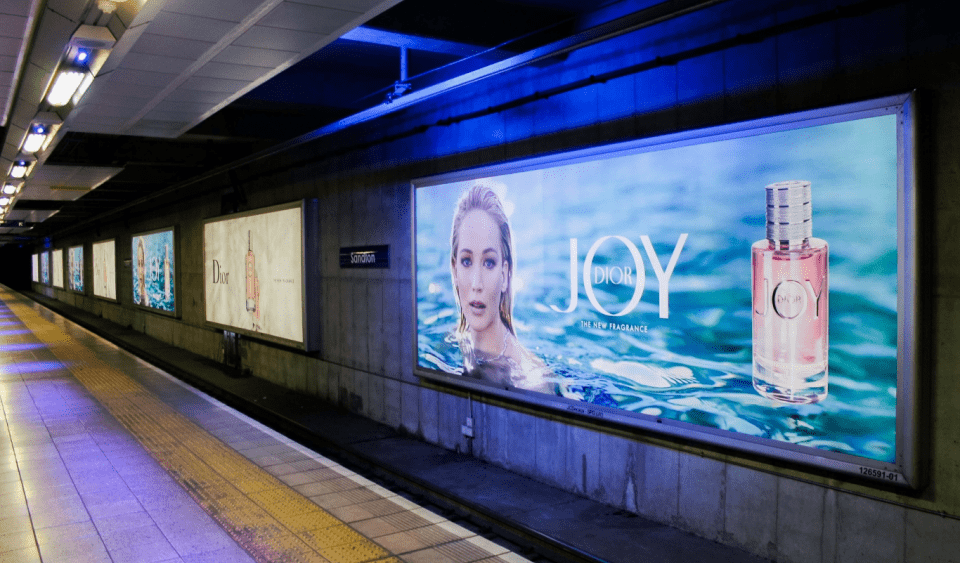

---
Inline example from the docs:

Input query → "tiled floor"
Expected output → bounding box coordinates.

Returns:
[0,288,529,563]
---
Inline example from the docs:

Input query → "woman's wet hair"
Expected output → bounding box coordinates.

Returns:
[450,183,515,335]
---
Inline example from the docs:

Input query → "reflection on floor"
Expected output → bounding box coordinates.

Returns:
[0,288,529,563]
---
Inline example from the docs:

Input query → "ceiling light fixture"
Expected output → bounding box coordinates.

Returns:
[0,197,11,207]
[73,73,94,105]
[2,183,20,195]
[97,0,129,14]
[22,124,48,153]
[21,113,62,154]
[10,160,33,179]
[46,69,86,107]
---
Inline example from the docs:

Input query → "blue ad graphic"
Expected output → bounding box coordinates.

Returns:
[132,231,175,313]
[416,114,897,463]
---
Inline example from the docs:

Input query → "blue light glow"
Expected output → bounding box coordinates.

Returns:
[0,329,31,335]
[0,343,44,351]
[10,361,65,373]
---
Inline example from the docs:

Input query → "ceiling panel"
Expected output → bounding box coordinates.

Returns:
[195,61,272,81]
[132,33,217,60]
[119,51,197,75]
[28,164,123,189]
[0,15,27,39]
[213,45,297,68]
[297,0,387,11]
[233,25,324,52]
[8,209,57,222]
[161,0,273,24]
[141,109,201,124]
[26,10,73,75]
[165,88,238,104]
[110,68,181,88]
[147,10,239,42]
[153,98,218,114]
[258,3,361,34]
[179,76,250,94]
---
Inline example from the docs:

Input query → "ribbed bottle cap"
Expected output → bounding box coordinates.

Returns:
[766,180,812,244]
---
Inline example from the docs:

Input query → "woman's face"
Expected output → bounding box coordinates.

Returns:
[454,209,508,336]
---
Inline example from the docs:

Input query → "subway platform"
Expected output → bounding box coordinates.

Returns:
[0,286,767,563]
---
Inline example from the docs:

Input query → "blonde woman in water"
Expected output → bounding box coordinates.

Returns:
[450,183,553,393]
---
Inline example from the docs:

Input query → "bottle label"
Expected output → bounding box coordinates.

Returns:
[772,280,807,319]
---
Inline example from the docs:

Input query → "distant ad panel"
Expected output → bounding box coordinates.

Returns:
[52,249,63,288]
[40,252,49,285]
[132,229,176,313]
[203,203,305,346]
[414,95,915,484]
[93,240,116,300]
[31,254,38,282]
[68,246,83,292]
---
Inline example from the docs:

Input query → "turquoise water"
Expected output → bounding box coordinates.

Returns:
[69,248,83,292]
[132,232,175,312]
[416,114,899,463]
[40,253,49,285]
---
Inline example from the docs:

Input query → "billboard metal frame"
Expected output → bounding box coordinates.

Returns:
[411,93,919,487]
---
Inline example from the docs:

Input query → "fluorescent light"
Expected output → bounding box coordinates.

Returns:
[0,197,10,206]
[23,133,45,153]
[10,161,30,179]
[73,73,94,105]
[47,69,85,107]
[22,124,47,153]
[2,184,18,195]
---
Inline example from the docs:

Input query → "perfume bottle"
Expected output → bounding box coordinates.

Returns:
[751,180,829,404]
[245,231,257,312]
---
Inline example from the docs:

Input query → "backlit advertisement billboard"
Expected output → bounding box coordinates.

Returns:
[132,228,176,315]
[202,201,319,350]
[68,246,83,293]
[40,252,49,285]
[93,239,116,300]
[414,95,917,485]
[52,249,63,288]
[31,254,38,283]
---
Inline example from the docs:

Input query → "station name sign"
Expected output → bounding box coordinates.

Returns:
[340,245,389,269]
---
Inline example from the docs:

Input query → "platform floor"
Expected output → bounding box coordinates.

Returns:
[0,288,529,563]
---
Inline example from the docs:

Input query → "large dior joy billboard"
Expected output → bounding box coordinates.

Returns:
[414,95,917,484]
[203,201,319,350]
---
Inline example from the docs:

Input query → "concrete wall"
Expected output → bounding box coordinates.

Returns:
[34,0,960,560]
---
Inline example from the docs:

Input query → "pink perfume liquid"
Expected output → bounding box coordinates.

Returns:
[752,238,828,403]
[752,180,828,404]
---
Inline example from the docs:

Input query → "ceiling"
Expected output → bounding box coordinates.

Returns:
[0,0,604,244]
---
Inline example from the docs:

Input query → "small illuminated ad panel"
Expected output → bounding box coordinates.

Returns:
[31,254,38,283]
[203,201,316,350]
[414,94,917,485]
[93,240,116,300]
[132,228,176,314]
[40,252,49,285]
[51,249,63,288]
[68,246,83,293]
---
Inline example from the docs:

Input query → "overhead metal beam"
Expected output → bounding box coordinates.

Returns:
[342,26,488,57]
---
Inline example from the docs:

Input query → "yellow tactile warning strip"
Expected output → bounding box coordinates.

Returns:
[5,298,390,563]
[2,292,527,563]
